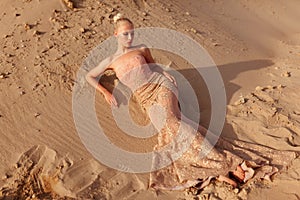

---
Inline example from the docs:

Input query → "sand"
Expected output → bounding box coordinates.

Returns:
[0,0,300,199]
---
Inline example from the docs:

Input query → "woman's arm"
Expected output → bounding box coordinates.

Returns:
[85,57,118,106]
[142,47,177,86]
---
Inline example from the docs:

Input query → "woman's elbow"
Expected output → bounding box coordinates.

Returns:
[85,73,94,84]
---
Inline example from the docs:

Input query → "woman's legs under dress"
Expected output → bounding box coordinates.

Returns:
[135,79,297,190]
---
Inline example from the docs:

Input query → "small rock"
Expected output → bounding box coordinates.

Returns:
[281,71,291,77]
[185,11,190,16]
[34,112,41,118]
[50,17,56,22]
[33,30,41,36]
[213,43,220,47]
[108,7,114,13]
[62,0,74,9]
[0,74,5,79]
[255,86,264,91]
[20,91,25,95]
[24,23,31,30]
[60,25,67,29]
[79,27,86,33]
[190,28,197,34]
[165,8,170,12]
[5,53,13,57]
[15,13,21,17]
[277,84,285,89]
[32,83,40,90]
[1,174,9,180]
[233,188,239,193]
[14,163,20,169]
[142,12,147,16]
[234,97,247,105]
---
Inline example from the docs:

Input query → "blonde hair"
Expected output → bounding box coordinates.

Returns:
[113,13,133,30]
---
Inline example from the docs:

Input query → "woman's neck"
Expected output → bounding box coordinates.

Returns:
[115,44,132,55]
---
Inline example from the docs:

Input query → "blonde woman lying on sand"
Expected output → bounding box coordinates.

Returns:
[85,14,297,190]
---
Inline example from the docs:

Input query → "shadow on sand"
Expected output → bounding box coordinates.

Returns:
[177,59,274,139]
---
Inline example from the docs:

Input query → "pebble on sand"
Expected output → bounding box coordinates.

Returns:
[14,163,20,169]
[34,112,41,118]
[277,84,285,89]
[190,28,197,34]
[79,27,86,33]
[24,23,31,31]
[255,86,264,91]
[281,71,291,77]
[32,30,42,36]
[62,0,74,10]
[1,174,8,180]
[234,97,247,105]
[0,72,10,79]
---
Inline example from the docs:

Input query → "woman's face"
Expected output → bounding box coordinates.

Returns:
[115,22,134,48]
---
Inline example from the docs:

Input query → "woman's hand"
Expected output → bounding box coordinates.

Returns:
[103,90,118,107]
[163,71,177,87]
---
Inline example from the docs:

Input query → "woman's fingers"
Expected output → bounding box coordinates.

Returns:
[164,72,177,87]
[171,77,177,87]
[111,95,118,107]
[169,75,177,87]
[104,92,116,106]
[106,94,118,107]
